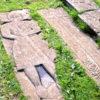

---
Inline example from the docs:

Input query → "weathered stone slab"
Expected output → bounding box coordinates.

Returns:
[1,20,41,38]
[0,9,63,100]
[39,8,100,84]
[79,9,100,34]
[65,0,98,12]
[15,71,40,100]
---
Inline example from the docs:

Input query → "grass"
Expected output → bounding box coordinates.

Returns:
[95,0,100,6]
[0,38,26,100]
[0,0,100,100]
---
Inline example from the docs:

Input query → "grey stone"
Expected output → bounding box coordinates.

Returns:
[65,0,98,12]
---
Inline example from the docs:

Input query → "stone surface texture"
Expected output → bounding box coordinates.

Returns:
[65,0,98,12]
[39,8,100,84]
[0,9,63,100]
[79,9,100,34]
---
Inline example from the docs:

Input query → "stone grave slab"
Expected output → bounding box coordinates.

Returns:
[39,8,100,84]
[0,9,63,100]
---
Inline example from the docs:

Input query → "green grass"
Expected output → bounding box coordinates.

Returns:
[95,0,100,6]
[0,38,26,100]
[0,0,100,100]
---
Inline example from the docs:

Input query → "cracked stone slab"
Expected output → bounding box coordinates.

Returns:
[39,8,100,84]
[79,9,100,34]
[65,0,98,12]
[13,36,55,78]
[0,9,62,100]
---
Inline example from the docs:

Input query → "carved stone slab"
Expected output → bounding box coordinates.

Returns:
[65,0,98,12]
[0,9,63,100]
[39,8,100,84]
[79,9,100,34]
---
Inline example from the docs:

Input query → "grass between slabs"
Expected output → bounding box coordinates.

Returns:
[0,0,100,100]
[95,0,100,6]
